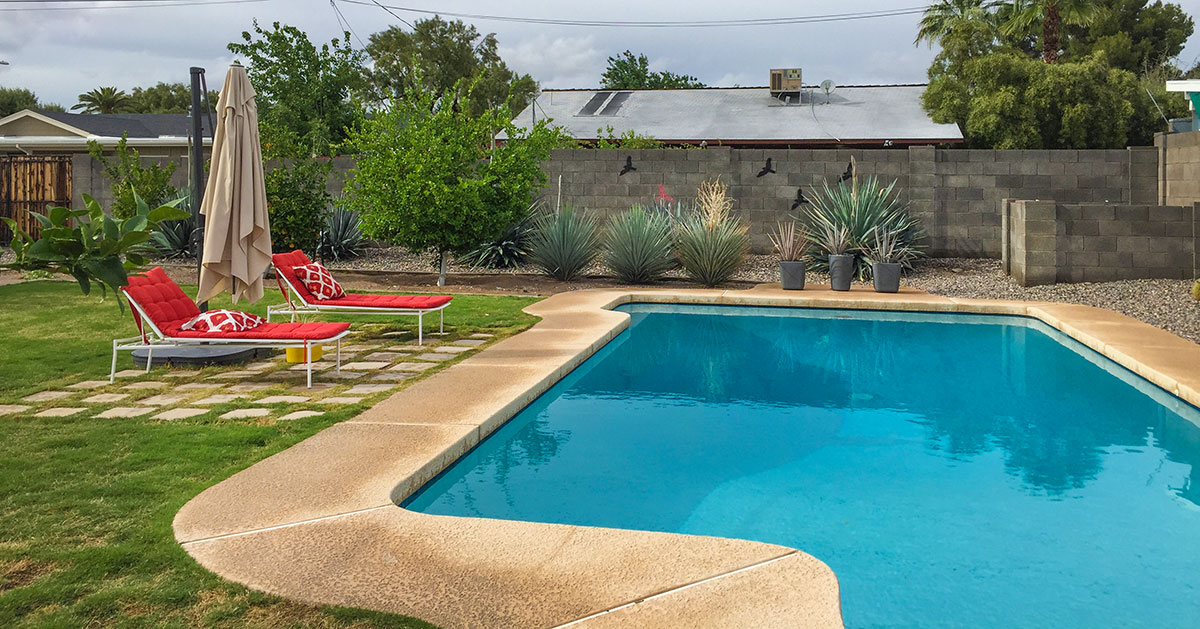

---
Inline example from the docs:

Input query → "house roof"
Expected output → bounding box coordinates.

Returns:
[508,85,962,145]
[33,110,210,139]
[0,109,212,152]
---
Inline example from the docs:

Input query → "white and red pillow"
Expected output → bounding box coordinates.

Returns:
[180,309,265,333]
[294,262,345,301]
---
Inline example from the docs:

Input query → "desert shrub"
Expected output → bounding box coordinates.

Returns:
[266,158,330,253]
[602,205,676,284]
[87,135,178,219]
[317,206,364,261]
[802,176,924,279]
[462,201,539,269]
[528,206,599,281]
[675,179,748,287]
[769,221,806,262]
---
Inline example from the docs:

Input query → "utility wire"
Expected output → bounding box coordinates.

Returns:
[0,0,269,10]
[329,0,367,48]
[336,1,928,28]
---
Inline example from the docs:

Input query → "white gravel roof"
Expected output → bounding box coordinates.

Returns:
[507,86,962,145]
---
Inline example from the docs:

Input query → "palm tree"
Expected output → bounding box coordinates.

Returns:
[1000,0,1100,63]
[71,87,132,114]
[915,0,997,47]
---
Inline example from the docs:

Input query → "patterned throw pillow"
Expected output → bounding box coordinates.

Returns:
[295,262,345,300]
[180,310,265,333]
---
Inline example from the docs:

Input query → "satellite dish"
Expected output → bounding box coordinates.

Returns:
[820,79,836,104]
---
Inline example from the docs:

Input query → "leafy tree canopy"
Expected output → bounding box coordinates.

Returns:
[365,17,538,116]
[228,21,366,158]
[600,51,706,89]
[0,86,43,117]
[127,82,219,114]
[1064,0,1194,72]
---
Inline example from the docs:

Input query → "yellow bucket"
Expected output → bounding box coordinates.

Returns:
[285,345,323,363]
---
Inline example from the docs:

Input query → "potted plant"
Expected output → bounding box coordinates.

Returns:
[867,227,903,293]
[769,220,807,290]
[810,221,854,291]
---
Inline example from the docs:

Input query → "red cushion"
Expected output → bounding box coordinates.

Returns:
[180,309,265,333]
[295,262,345,300]
[164,321,350,340]
[319,293,452,309]
[272,250,318,304]
[123,267,201,332]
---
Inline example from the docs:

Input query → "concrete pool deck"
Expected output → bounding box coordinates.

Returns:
[174,284,1200,628]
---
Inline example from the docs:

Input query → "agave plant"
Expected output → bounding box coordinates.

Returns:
[602,205,676,284]
[463,201,539,269]
[675,179,748,287]
[528,206,600,282]
[151,215,197,259]
[801,176,924,279]
[317,207,364,261]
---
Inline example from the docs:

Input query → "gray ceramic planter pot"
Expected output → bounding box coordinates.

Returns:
[873,262,902,293]
[780,261,806,290]
[828,254,854,291]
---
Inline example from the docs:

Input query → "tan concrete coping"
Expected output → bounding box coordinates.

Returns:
[175,284,1200,628]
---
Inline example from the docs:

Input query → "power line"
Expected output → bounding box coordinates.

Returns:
[335,1,928,28]
[329,0,367,48]
[0,0,269,10]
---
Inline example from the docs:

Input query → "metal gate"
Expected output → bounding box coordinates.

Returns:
[0,155,73,245]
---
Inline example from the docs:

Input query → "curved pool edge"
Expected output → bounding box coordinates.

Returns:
[172,284,1200,628]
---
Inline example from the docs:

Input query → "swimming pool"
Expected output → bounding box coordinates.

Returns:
[405,304,1200,628]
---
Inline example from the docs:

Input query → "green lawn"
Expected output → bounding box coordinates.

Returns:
[0,281,541,627]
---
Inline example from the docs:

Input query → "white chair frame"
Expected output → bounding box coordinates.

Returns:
[113,295,349,388]
[267,273,448,345]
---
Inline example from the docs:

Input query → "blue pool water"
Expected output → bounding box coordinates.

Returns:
[405,304,1200,627]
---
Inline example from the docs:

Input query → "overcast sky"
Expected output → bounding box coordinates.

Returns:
[2,0,1200,108]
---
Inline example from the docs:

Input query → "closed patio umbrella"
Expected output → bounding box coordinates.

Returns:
[197,63,270,304]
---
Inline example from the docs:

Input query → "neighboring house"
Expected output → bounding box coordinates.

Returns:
[508,83,962,148]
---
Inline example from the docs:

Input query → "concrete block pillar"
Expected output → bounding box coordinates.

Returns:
[1008,199,1058,286]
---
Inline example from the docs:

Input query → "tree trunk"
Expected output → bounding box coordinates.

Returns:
[437,249,447,287]
[1043,5,1061,63]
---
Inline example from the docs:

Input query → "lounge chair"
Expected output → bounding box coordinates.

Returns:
[268,250,452,344]
[114,267,351,387]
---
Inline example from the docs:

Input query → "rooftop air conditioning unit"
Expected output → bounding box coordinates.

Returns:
[770,68,803,94]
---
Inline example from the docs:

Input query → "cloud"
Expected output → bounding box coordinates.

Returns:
[499,34,604,88]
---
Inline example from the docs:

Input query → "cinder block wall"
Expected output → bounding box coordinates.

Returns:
[538,147,1156,256]
[1157,131,1200,206]
[71,148,197,210]
[1003,199,1197,286]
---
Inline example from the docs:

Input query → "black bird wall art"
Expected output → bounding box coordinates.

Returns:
[619,155,636,176]
[837,156,857,183]
[756,157,776,178]
[790,187,809,210]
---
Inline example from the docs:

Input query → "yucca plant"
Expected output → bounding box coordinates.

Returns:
[463,201,539,269]
[528,206,600,281]
[864,226,903,264]
[603,205,676,284]
[769,220,806,262]
[801,175,924,279]
[317,207,364,261]
[675,179,748,287]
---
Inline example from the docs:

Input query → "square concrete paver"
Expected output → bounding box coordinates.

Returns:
[470,333,494,338]
[287,362,335,372]
[122,381,168,390]
[194,394,248,405]
[338,344,380,353]
[178,383,221,390]
[321,371,366,380]
[390,344,433,352]
[370,372,414,382]
[316,396,365,405]
[220,408,271,419]
[243,362,277,371]
[452,339,487,347]
[363,352,407,362]
[207,371,261,379]
[291,382,336,392]
[96,407,155,418]
[431,345,472,354]
[68,380,111,390]
[137,394,189,406]
[389,362,434,372]
[112,369,148,378]
[83,393,129,404]
[277,410,324,421]
[35,407,87,418]
[254,395,310,404]
[0,405,31,416]
[228,383,276,392]
[344,384,393,395]
[153,408,209,421]
[416,352,458,362]
[22,391,73,403]
[341,361,390,371]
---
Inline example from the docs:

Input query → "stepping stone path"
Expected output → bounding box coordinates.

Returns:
[138,394,189,406]
[317,396,365,405]
[291,382,336,392]
[178,383,221,390]
[452,339,487,347]
[254,395,310,404]
[389,363,433,372]
[363,352,407,362]
[194,394,247,405]
[83,393,129,404]
[322,371,366,380]
[338,345,379,353]
[243,362,277,371]
[207,371,261,379]
[35,407,87,417]
[0,405,30,416]
[341,362,389,371]
[432,346,472,354]
[122,381,167,390]
[471,333,494,338]
[153,408,208,421]
[371,373,413,382]
[23,391,73,403]
[391,345,432,352]
[344,384,393,395]
[288,362,336,372]
[220,408,271,419]
[96,407,154,418]
[68,380,111,390]
[278,410,323,421]
[228,383,275,392]
[112,369,148,378]
[417,352,458,362]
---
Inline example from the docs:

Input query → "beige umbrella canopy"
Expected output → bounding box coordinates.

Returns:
[197,63,271,305]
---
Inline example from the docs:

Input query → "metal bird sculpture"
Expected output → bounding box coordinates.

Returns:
[756,157,776,178]
[619,155,636,176]
[837,156,857,183]
[790,187,809,210]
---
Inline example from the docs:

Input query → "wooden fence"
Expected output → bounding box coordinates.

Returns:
[0,155,73,245]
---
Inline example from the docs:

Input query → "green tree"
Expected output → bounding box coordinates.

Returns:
[344,79,564,285]
[1063,0,1193,72]
[1001,0,1102,63]
[87,134,178,219]
[0,86,39,117]
[127,82,219,114]
[600,51,706,89]
[365,17,538,115]
[228,21,365,158]
[72,86,132,114]
[916,0,1004,72]
[265,159,330,253]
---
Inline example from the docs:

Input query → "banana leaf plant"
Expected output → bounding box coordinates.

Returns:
[2,191,189,310]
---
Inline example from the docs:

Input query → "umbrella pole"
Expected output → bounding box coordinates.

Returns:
[190,66,208,311]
